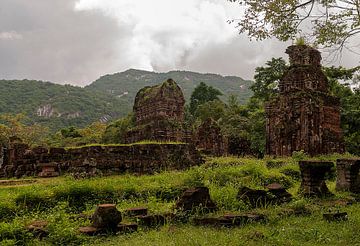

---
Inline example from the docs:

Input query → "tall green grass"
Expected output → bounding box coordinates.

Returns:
[0,154,358,245]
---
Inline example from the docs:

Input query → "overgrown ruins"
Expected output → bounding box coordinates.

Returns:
[125,79,191,143]
[265,45,344,156]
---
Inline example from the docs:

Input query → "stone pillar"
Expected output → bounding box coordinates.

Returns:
[299,161,334,197]
[336,159,360,192]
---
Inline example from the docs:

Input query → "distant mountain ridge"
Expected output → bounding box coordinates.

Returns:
[0,69,253,131]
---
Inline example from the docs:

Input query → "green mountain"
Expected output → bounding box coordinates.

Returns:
[0,69,253,131]
[87,69,253,105]
[0,80,128,130]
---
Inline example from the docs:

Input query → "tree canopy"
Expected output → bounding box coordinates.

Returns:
[229,0,360,51]
[189,82,223,115]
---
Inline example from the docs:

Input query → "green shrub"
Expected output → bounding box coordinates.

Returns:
[292,150,308,161]
[0,239,17,246]
[0,203,17,221]
[280,165,301,181]
[0,220,32,244]
[54,185,116,212]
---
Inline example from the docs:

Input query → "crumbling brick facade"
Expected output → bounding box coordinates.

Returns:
[194,118,228,156]
[125,79,189,143]
[266,45,344,156]
[0,142,202,178]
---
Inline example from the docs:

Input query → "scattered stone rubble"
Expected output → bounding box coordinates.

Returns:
[265,45,344,156]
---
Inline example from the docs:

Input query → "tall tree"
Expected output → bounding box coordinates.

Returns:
[229,0,360,51]
[189,82,223,114]
[0,114,48,147]
[251,58,288,101]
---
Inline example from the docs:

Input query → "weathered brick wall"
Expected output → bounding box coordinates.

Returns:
[266,45,344,156]
[124,120,188,144]
[0,143,203,178]
[133,79,185,125]
[126,79,187,143]
[194,118,228,156]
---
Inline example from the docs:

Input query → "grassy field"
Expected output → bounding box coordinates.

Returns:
[0,153,359,245]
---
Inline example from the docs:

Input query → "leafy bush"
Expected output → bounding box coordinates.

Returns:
[292,150,308,161]
[0,203,17,221]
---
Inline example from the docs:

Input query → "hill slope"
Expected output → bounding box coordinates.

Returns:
[0,80,128,130]
[86,69,253,105]
[0,70,253,131]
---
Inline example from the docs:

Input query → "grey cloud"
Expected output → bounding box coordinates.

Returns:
[0,0,358,86]
[0,0,123,86]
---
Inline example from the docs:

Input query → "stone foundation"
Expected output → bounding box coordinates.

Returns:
[299,161,334,196]
[336,159,360,192]
[0,143,203,178]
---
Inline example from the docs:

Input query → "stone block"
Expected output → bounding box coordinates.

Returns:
[299,161,334,196]
[336,158,360,193]
[92,204,122,229]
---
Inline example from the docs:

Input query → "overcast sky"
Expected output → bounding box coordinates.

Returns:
[0,0,358,86]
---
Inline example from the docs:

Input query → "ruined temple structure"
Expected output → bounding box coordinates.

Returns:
[125,79,191,143]
[194,118,228,156]
[265,45,344,156]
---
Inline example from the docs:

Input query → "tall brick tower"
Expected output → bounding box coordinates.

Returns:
[265,45,344,156]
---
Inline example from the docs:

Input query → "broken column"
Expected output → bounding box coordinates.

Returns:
[299,161,334,196]
[336,159,360,193]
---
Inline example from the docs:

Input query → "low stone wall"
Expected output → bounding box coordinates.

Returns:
[1,143,203,178]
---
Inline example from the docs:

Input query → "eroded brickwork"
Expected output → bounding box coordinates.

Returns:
[0,143,202,178]
[266,45,344,156]
[125,79,188,143]
[194,118,228,156]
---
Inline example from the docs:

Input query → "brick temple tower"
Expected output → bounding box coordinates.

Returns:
[265,45,344,156]
[125,79,190,143]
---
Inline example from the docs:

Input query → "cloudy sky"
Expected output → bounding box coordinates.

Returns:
[0,0,358,86]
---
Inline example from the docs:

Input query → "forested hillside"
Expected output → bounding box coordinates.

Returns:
[0,70,253,131]
[86,69,253,105]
